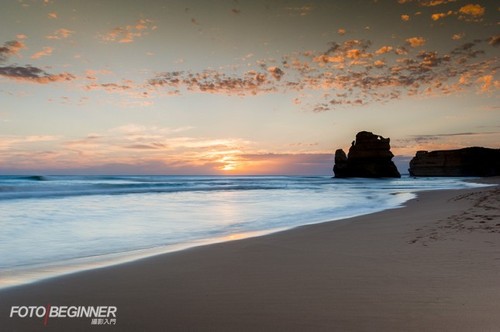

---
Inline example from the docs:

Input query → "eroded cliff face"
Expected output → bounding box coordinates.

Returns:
[334,131,401,178]
[409,147,500,177]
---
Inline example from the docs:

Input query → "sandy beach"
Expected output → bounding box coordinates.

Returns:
[1,179,499,331]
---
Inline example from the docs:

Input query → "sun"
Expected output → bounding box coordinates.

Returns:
[219,155,238,172]
[221,164,236,171]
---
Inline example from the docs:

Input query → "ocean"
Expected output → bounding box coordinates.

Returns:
[0,175,488,288]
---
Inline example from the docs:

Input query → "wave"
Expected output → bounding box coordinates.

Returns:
[0,175,483,201]
[14,175,49,181]
[0,181,287,200]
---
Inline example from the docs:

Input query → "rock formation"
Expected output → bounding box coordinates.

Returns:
[333,131,401,178]
[409,147,500,177]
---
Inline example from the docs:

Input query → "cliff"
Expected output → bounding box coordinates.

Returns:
[334,131,401,178]
[409,147,500,177]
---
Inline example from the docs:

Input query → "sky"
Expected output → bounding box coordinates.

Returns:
[0,0,498,175]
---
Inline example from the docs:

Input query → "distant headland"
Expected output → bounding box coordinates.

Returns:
[409,147,500,177]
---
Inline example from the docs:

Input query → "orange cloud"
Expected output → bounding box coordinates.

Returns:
[0,65,74,84]
[0,40,73,85]
[141,36,497,111]
[476,75,499,93]
[401,14,410,21]
[0,40,26,62]
[431,11,452,20]
[397,0,457,6]
[406,36,426,47]
[0,135,59,150]
[458,4,485,17]
[375,46,393,54]
[488,35,499,47]
[42,126,265,173]
[267,66,284,80]
[99,19,155,43]
[48,12,57,19]
[313,54,344,63]
[85,82,132,92]
[419,0,456,6]
[31,46,53,59]
[46,28,74,40]
[84,69,113,80]
[149,69,276,96]
[452,33,464,40]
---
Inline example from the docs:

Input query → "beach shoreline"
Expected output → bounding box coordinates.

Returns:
[1,178,499,331]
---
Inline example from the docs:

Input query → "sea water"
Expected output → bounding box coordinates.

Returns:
[0,175,488,288]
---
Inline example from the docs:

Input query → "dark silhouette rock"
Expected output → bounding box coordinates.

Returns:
[409,147,500,177]
[334,149,348,175]
[333,131,401,178]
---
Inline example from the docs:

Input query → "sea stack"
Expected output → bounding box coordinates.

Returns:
[409,147,500,177]
[333,131,401,178]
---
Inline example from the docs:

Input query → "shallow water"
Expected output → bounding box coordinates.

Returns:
[0,175,488,288]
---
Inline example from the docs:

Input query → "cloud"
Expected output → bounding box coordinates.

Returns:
[397,0,456,6]
[0,134,60,150]
[111,124,193,136]
[0,40,26,62]
[31,46,53,59]
[401,14,410,21]
[81,73,153,104]
[397,0,488,24]
[0,65,74,84]
[2,126,496,175]
[375,46,393,54]
[145,34,497,111]
[85,82,132,92]
[267,66,284,80]
[46,28,74,40]
[285,5,314,16]
[431,11,452,21]
[476,75,499,93]
[84,69,113,80]
[393,131,500,156]
[48,12,57,19]
[458,4,485,18]
[37,125,264,173]
[312,39,373,66]
[406,36,426,47]
[419,0,456,6]
[411,132,499,140]
[489,35,500,47]
[99,19,155,43]
[399,131,500,147]
[149,69,277,96]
